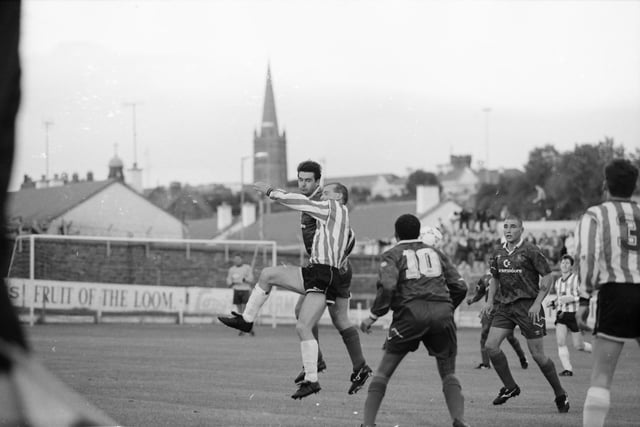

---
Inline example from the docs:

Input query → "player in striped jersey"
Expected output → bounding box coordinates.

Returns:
[575,159,640,427]
[292,160,371,395]
[218,181,353,399]
[547,254,592,377]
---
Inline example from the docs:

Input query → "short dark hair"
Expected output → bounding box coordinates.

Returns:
[326,182,349,204]
[561,254,574,265]
[503,214,523,227]
[605,159,638,198]
[395,214,421,240]
[297,160,322,181]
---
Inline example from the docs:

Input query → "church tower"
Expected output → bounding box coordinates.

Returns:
[253,65,287,188]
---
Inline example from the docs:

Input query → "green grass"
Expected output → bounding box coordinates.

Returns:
[26,323,640,427]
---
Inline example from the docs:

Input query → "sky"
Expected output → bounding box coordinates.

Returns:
[10,0,640,191]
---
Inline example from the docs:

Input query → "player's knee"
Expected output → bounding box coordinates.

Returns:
[485,342,500,356]
[530,351,547,365]
[330,312,350,330]
[368,375,389,395]
[295,320,312,338]
[259,267,277,283]
[442,374,461,390]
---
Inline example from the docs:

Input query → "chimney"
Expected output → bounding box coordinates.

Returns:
[416,185,440,215]
[49,173,64,187]
[87,171,94,181]
[72,172,79,183]
[241,202,256,228]
[35,174,48,189]
[217,203,232,231]
[127,165,143,193]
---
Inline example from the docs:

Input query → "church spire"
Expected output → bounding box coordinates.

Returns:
[261,64,279,137]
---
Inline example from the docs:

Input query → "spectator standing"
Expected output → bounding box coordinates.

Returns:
[226,254,254,335]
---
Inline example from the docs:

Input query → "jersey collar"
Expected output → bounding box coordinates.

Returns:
[397,239,423,245]
[502,237,524,254]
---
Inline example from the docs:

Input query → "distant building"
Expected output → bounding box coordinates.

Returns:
[9,154,183,238]
[328,174,407,199]
[7,180,186,238]
[253,65,288,189]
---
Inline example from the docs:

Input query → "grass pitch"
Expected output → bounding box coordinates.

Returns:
[26,322,640,426]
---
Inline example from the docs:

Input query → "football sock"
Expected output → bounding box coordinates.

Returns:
[506,333,526,361]
[480,346,491,367]
[558,345,572,371]
[339,326,366,370]
[539,358,565,397]
[442,374,465,422]
[242,285,269,322]
[363,375,389,426]
[488,350,517,389]
[583,386,610,427]
[300,340,319,382]
[312,324,325,365]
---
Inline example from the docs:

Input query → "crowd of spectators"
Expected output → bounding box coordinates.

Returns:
[437,212,576,284]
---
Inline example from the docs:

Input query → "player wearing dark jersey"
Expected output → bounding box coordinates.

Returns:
[466,273,528,369]
[481,215,569,413]
[576,159,640,427]
[360,214,470,427]
[292,160,371,395]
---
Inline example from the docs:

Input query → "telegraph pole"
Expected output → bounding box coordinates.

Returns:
[43,120,54,181]
[123,102,140,167]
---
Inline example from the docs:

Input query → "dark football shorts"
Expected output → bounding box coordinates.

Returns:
[383,300,457,359]
[594,283,640,341]
[491,298,546,339]
[325,262,352,305]
[232,289,250,305]
[301,263,341,297]
[554,311,580,333]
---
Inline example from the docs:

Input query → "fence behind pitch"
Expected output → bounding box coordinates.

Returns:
[6,234,279,324]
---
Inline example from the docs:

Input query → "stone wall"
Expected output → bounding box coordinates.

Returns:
[7,239,383,295]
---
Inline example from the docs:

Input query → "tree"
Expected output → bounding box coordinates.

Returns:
[525,145,560,186]
[406,170,440,196]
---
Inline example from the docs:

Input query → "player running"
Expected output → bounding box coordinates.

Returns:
[481,215,569,413]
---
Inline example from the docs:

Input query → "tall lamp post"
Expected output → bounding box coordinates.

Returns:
[240,151,268,239]
[43,120,53,182]
[123,101,141,168]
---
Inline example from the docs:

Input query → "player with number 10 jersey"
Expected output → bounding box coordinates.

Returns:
[371,239,467,316]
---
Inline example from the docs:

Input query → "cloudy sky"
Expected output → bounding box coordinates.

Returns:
[10,0,640,191]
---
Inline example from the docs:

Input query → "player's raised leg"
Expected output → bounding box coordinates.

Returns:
[218,266,304,332]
